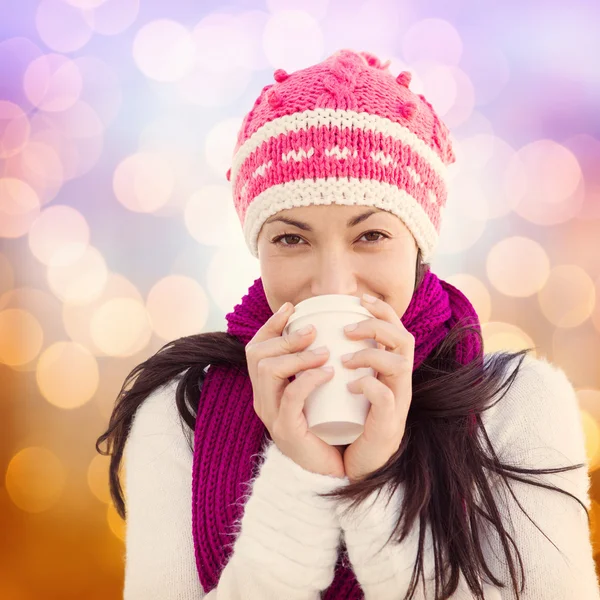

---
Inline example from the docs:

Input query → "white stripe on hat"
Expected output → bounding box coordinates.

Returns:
[242,176,439,263]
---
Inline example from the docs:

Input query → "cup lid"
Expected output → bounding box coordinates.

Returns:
[285,294,373,328]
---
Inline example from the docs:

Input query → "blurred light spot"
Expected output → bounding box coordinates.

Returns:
[47,245,108,305]
[91,297,152,357]
[564,134,600,221]
[417,64,459,118]
[267,0,328,20]
[481,321,536,355]
[36,340,99,409]
[552,327,600,388]
[35,0,94,53]
[445,274,492,323]
[184,185,240,246]
[0,177,41,238]
[436,196,486,255]
[323,1,407,58]
[146,275,210,340]
[538,265,595,328]
[230,10,270,70]
[402,18,463,66]
[457,33,510,106]
[454,133,496,171]
[113,152,174,213]
[581,409,600,472]
[5,447,66,513]
[81,0,139,36]
[578,390,600,428]
[2,139,64,206]
[0,287,64,371]
[64,0,106,7]
[204,118,243,178]
[430,65,475,129]
[178,56,251,107]
[87,454,111,504]
[0,37,44,109]
[506,140,584,225]
[486,237,550,297]
[453,135,521,221]
[137,118,199,197]
[0,100,31,158]
[63,273,144,356]
[132,19,195,82]
[0,253,15,299]
[206,246,260,315]
[263,10,323,71]
[50,99,104,139]
[593,277,600,336]
[192,12,253,73]
[72,56,122,125]
[0,309,44,366]
[23,53,83,112]
[107,502,125,541]
[30,109,103,181]
[28,204,90,266]
[177,13,255,106]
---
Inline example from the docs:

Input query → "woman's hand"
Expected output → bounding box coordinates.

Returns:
[245,302,346,479]
[340,294,415,483]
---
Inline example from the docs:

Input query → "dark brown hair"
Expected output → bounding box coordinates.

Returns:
[96,249,589,600]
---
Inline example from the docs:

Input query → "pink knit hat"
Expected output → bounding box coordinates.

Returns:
[226,48,456,263]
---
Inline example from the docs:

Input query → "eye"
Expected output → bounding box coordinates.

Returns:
[271,230,390,248]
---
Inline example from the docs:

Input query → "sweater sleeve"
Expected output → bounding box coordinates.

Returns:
[122,373,351,600]
[123,375,205,600]
[333,355,600,599]
[204,440,350,599]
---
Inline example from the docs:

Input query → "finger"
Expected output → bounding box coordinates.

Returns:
[260,344,331,383]
[342,347,411,378]
[277,366,335,437]
[344,318,414,356]
[360,293,407,329]
[247,302,294,349]
[246,320,318,371]
[346,376,400,442]
[258,347,330,432]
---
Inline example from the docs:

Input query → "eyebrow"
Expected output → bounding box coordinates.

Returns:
[265,209,382,232]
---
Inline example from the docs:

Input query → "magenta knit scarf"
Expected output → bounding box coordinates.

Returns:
[191,269,483,597]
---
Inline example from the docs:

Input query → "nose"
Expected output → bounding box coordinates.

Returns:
[310,252,358,298]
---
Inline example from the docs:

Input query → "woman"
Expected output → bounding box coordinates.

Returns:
[96,49,599,599]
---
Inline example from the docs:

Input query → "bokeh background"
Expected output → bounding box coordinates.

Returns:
[1,0,600,597]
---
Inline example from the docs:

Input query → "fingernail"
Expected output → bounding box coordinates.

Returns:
[311,345,328,354]
[277,302,290,314]
[298,324,314,335]
[341,352,354,362]
[362,293,377,303]
[344,323,358,332]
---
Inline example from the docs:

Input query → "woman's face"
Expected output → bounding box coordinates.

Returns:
[256,204,418,320]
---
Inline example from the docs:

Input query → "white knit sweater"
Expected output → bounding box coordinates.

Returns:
[122,353,600,599]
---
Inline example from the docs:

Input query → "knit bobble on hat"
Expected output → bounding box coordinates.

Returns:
[398,101,417,119]
[267,88,282,108]
[273,68,289,82]
[358,50,391,70]
[396,70,412,88]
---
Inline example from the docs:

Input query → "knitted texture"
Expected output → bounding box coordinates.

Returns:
[192,270,482,597]
[226,49,456,263]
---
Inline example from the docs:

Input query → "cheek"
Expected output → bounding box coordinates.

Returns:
[260,263,299,311]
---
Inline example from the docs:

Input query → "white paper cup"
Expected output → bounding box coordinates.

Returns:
[283,294,377,445]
